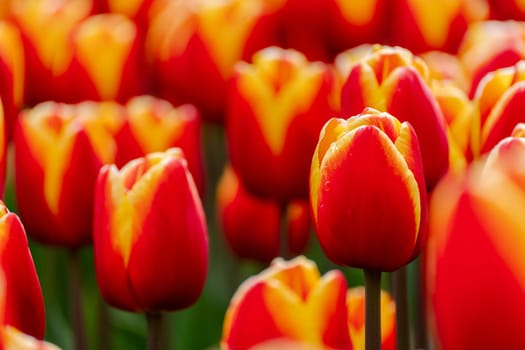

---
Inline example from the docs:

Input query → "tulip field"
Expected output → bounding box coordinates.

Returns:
[2,0,525,349]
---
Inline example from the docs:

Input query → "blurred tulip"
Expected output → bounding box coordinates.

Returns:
[347,287,396,350]
[487,0,525,20]
[146,0,280,122]
[340,45,449,190]
[91,0,154,25]
[227,47,337,201]
[427,135,525,350]
[115,95,205,194]
[420,51,469,92]
[216,166,310,263]
[310,108,427,271]
[0,201,45,339]
[458,20,525,97]
[221,256,352,350]
[389,0,488,54]
[93,148,208,312]
[470,61,525,157]
[10,0,91,105]
[0,22,24,140]
[14,101,122,247]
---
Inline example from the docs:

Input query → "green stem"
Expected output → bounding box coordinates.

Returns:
[147,312,165,350]
[414,257,427,349]
[69,249,87,350]
[97,296,110,350]
[393,267,410,350]
[364,269,382,350]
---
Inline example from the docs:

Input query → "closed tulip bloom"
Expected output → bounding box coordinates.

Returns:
[227,47,337,201]
[116,95,205,195]
[216,166,310,263]
[310,108,427,271]
[340,45,449,190]
[14,101,122,247]
[93,148,208,312]
[427,135,525,350]
[0,201,45,340]
[347,287,396,350]
[221,256,352,350]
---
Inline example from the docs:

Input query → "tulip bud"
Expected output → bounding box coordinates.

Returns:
[221,256,352,349]
[116,95,205,195]
[93,148,208,312]
[310,108,427,271]
[216,166,310,263]
[227,47,337,201]
[340,45,449,190]
[14,101,122,247]
[347,287,396,350]
[427,135,525,349]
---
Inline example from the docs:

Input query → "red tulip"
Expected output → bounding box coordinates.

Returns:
[221,256,352,349]
[227,47,337,201]
[15,101,122,247]
[93,148,208,312]
[310,108,428,271]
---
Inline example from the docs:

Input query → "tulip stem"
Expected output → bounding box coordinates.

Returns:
[147,312,165,350]
[69,249,87,350]
[393,266,410,350]
[414,257,427,349]
[364,269,382,350]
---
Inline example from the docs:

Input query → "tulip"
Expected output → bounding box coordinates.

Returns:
[487,0,525,21]
[388,0,488,54]
[116,95,205,195]
[2,326,60,350]
[14,101,122,247]
[427,135,525,350]
[216,166,310,263]
[93,148,208,312]
[420,51,469,93]
[91,0,154,26]
[221,256,352,350]
[347,287,396,350]
[227,47,337,201]
[0,22,24,140]
[0,201,45,340]
[340,45,449,190]
[311,108,428,271]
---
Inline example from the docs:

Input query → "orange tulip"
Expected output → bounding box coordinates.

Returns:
[221,256,352,349]
[310,108,427,271]
[427,135,525,350]
[216,166,310,263]
[340,45,449,190]
[93,148,208,312]
[227,47,337,201]
[347,287,396,350]
[14,101,122,247]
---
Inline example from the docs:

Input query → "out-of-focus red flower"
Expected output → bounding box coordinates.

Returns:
[470,61,525,157]
[458,20,525,97]
[216,166,310,263]
[93,148,208,312]
[14,101,122,247]
[227,47,337,201]
[420,51,469,93]
[487,0,525,21]
[310,108,427,271]
[346,287,396,350]
[0,201,45,340]
[0,22,24,140]
[340,45,449,190]
[221,256,352,350]
[389,0,488,54]
[115,95,205,195]
[427,135,525,350]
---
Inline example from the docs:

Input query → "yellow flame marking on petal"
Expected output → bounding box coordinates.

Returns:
[335,0,379,26]
[74,14,135,99]
[407,0,460,47]
[236,48,325,155]
[0,23,24,107]
[107,0,143,18]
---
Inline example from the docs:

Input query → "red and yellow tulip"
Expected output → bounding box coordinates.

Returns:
[340,45,449,190]
[14,101,122,247]
[93,148,208,312]
[216,166,310,263]
[221,256,352,350]
[227,46,337,201]
[310,108,427,271]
